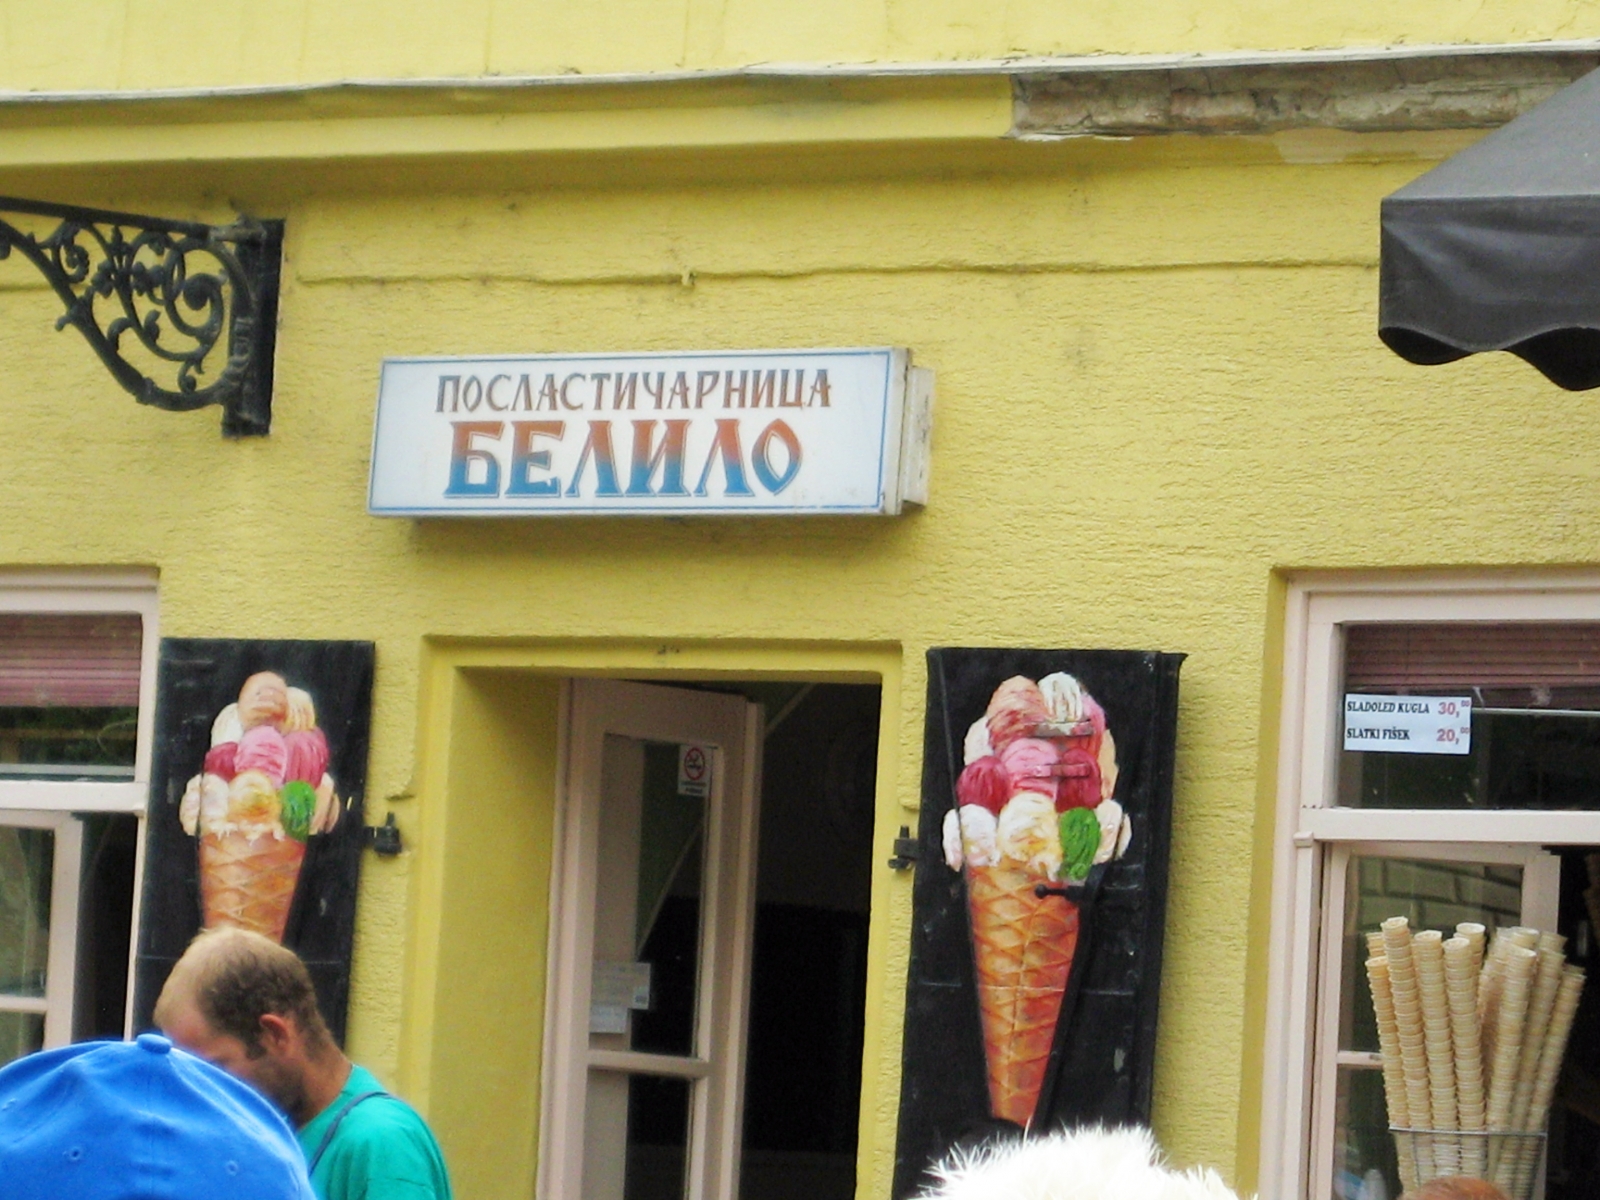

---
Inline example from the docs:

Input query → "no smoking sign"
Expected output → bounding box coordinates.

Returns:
[677,744,712,797]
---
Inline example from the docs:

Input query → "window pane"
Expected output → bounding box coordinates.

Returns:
[0,1009,44,1068]
[1333,1066,1401,1200]
[0,613,140,781]
[1344,622,1600,709]
[0,826,53,998]
[583,1072,691,1200]
[1333,854,1528,1200]
[1340,710,1600,810]
[1341,856,1522,1054]
[591,736,705,1058]
[0,705,138,780]
[73,814,138,1040]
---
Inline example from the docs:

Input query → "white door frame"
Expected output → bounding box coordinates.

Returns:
[538,678,763,1200]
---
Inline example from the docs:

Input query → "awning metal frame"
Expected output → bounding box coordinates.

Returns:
[0,196,282,436]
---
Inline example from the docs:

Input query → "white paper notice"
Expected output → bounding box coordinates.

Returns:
[1343,695,1472,755]
[590,960,653,1033]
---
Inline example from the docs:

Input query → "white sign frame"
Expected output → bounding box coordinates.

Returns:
[368,348,933,517]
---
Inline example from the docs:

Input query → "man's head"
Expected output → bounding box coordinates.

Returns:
[155,927,334,1119]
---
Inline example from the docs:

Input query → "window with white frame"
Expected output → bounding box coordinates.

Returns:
[0,572,157,1066]
[1261,575,1600,1200]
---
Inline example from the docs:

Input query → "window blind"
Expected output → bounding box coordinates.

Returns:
[1345,622,1600,692]
[0,614,143,707]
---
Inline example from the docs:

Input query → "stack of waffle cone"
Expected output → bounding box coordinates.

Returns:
[966,863,1079,1126]
[198,830,307,942]
[1382,917,1435,1181]
[1444,934,1486,1179]
[1485,944,1536,1136]
[1369,918,1587,1200]
[1413,931,1458,1175]
[1508,967,1585,1198]
[1506,936,1566,1136]
[1366,954,1417,1191]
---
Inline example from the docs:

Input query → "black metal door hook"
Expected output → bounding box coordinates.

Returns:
[887,824,919,870]
[364,813,403,857]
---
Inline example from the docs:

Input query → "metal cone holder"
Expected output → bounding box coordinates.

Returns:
[1389,1128,1547,1200]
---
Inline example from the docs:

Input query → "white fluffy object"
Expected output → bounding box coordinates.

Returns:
[918,1127,1244,1200]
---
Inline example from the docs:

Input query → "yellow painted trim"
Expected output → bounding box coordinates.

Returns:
[1234,570,1289,1197]
[0,78,1012,171]
[396,643,457,1110]
[401,637,907,1200]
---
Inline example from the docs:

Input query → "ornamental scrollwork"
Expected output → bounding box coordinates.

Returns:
[0,196,282,436]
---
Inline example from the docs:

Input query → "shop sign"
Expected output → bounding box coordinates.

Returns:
[1343,694,1472,755]
[369,348,933,516]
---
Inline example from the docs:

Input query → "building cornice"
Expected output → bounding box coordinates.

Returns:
[0,40,1593,126]
[0,41,1590,183]
[1014,47,1600,137]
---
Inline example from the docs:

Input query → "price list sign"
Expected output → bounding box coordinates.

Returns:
[1343,695,1473,755]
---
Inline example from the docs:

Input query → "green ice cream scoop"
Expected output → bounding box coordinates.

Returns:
[280,780,317,841]
[1058,806,1100,881]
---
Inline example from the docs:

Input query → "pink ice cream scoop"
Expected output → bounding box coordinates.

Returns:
[985,677,1051,755]
[1061,694,1107,760]
[204,742,239,781]
[234,724,289,787]
[999,737,1060,800]
[956,755,1011,814]
[283,728,330,786]
[1055,747,1102,811]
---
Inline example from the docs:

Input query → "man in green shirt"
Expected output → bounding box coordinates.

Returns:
[156,927,452,1200]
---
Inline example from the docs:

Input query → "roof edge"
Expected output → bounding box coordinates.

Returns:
[0,39,1597,109]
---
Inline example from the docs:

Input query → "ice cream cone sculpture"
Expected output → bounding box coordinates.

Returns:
[941,673,1131,1127]
[1366,917,1586,1200]
[178,672,343,942]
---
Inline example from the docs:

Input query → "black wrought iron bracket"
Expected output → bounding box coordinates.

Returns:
[0,196,283,436]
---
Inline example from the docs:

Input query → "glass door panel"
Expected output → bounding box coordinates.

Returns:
[583,1072,693,1200]
[590,736,705,1060]
[545,680,759,1200]
[0,825,53,999]
[0,822,52,1065]
[0,814,80,1065]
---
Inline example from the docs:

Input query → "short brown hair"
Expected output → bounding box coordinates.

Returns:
[155,927,331,1057]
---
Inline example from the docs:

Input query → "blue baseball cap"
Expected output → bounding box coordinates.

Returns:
[0,1033,316,1200]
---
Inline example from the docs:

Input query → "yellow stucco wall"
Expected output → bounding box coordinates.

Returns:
[1,19,1597,1197]
[0,0,1597,88]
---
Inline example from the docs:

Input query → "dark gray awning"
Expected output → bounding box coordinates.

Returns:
[1380,66,1600,390]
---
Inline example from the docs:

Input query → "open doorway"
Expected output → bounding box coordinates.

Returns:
[739,683,879,1200]
[545,677,880,1200]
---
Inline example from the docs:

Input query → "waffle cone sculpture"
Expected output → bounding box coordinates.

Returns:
[179,671,344,946]
[198,830,308,941]
[943,673,1131,1128]
[967,864,1080,1123]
